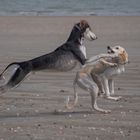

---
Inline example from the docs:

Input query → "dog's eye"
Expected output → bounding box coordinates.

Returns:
[116,47,119,49]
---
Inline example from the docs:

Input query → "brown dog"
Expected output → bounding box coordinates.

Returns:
[66,46,128,113]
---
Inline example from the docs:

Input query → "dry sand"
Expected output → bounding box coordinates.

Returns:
[0,16,140,140]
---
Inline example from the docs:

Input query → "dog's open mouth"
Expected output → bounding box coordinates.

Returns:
[107,46,115,54]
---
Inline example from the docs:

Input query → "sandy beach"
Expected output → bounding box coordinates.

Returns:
[0,16,140,140]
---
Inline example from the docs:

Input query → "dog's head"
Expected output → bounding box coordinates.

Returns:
[75,20,97,41]
[107,45,128,64]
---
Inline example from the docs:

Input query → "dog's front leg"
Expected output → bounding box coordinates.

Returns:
[108,79,114,95]
[109,79,122,100]
[102,77,121,101]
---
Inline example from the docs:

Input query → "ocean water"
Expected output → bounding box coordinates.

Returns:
[0,0,140,16]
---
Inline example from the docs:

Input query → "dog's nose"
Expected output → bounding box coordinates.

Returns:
[91,36,97,40]
[107,46,111,49]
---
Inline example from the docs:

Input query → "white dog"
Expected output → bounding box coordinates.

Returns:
[66,46,128,113]
[99,46,128,100]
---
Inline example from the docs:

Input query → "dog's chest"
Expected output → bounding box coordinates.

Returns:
[104,65,125,78]
[116,66,125,74]
[79,45,86,58]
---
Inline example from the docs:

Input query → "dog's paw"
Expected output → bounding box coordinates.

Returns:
[115,96,122,101]
[106,96,122,101]
[110,63,117,67]
[94,107,111,114]
[65,96,75,110]
[103,110,111,114]
[99,109,111,114]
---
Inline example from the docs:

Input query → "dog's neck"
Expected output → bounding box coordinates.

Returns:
[67,26,83,45]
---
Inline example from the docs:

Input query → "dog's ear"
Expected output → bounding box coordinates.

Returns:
[119,50,128,63]
[80,20,90,30]
[123,50,128,63]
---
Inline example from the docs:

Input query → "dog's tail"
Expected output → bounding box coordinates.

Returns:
[0,62,30,94]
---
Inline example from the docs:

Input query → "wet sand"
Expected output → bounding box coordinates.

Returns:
[0,16,140,140]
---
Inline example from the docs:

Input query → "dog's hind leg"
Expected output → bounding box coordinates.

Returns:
[89,84,111,114]
[91,73,105,96]
[75,73,111,113]
[66,75,78,109]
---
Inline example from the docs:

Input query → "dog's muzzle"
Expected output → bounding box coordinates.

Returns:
[84,28,97,41]
[107,46,115,54]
